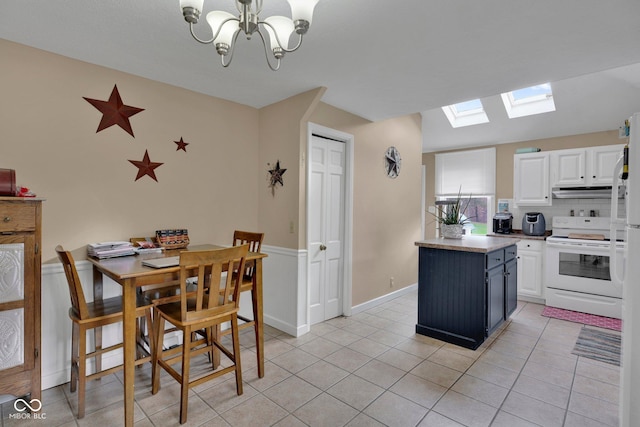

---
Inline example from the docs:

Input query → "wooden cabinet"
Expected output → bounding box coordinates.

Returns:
[550,145,625,188]
[514,152,551,206]
[416,244,517,350]
[0,198,42,402]
[516,239,545,303]
[504,248,518,317]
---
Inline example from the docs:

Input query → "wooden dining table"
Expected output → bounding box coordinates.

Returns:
[87,244,267,427]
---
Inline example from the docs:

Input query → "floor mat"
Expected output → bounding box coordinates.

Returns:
[541,306,622,332]
[572,327,621,366]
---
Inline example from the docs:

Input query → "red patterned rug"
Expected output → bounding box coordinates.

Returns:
[542,306,622,332]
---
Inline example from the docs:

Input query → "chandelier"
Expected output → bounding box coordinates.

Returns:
[179,0,319,70]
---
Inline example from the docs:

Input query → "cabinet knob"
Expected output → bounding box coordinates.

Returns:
[3,216,11,223]
[593,175,596,178]
[319,244,327,251]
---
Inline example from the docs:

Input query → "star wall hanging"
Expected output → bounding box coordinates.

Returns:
[128,150,163,182]
[84,85,145,137]
[174,137,189,152]
[268,160,287,195]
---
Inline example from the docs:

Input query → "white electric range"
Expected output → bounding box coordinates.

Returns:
[545,216,625,319]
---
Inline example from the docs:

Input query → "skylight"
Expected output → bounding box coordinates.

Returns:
[501,83,555,118]
[442,99,489,128]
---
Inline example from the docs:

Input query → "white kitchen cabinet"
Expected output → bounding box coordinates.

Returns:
[551,149,586,186]
[514,152,551,206]
[551,145,624,187]
[589,145,625,185]
[516,239,544,303]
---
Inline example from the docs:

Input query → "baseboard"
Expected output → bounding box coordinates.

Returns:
[351,283,418,315]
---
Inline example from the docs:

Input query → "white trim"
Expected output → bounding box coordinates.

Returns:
[261,245,308,337]
[306,123,354,324]
[351,283,419,315]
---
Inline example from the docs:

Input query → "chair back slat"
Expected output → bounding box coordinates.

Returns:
[55,245,89,320]
[178,245,249,323]
[232,231,264,279]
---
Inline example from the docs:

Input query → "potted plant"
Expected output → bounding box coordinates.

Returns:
[434,188,472,239]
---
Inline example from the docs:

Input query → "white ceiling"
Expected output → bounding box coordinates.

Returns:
[2,0,640,152]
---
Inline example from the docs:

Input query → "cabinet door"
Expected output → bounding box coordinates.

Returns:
[0,234,35,375]
[505,258,518,317]
[514,152,551,206]
[551,149,586,187]
[516,241,544,298]
[487,266,505,335]
[589,145,625,185]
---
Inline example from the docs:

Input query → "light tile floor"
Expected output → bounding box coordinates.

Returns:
[1,290,621,426]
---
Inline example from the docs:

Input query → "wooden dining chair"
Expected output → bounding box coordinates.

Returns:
[151,245,249,425]
[55,245,154,419]
[228,231,264,348]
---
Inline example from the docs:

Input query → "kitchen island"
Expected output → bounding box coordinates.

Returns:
[415,236,518,349]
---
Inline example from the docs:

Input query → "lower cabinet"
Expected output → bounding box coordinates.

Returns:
[516,239,545,303]
[416,244,517,350]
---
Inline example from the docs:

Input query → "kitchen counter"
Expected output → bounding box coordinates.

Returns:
[487,229,550,241]
[415,235,520,253]
[415,238,518,349]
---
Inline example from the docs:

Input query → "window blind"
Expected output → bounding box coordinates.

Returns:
[435,147,496,196]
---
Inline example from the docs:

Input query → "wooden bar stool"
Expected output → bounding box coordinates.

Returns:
[56,245,154,418]
[151,245,249,424]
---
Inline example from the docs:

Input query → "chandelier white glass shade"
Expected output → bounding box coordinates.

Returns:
[179,0,319,70]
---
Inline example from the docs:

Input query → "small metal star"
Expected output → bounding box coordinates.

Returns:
[268,160,287,188]
[128,150,163,182]
[174,137,189,152]
[83,85,144,137]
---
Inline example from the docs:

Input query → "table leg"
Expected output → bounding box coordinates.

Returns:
[92,266,103,374]
[253,259,264,378]
[122,279,136,427]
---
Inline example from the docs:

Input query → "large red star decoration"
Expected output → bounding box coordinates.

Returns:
[128,150,163,182]
[174,137,189,152]
[84,85,145,137]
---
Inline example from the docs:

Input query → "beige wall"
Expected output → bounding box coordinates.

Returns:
[309,103,423,306]
[1,39,259,262]
[2,38,424,311]
[257,88,325,249]
[422,130,622,238]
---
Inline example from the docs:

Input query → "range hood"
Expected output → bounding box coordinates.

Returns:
[551,186,624,199]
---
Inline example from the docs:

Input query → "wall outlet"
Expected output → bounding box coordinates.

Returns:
[428,206,436,214]
[390,277,394,288]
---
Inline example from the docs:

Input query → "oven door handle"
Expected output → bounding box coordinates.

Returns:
[546,240,602,249]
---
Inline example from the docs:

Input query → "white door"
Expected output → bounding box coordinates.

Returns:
[309,135,345,325]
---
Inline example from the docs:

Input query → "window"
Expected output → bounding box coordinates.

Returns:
[436,196,491,235]
[501,83,555,118]
[441,99,489,128]
[434,148,496,236]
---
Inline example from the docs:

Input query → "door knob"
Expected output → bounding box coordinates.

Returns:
[319,244,327,251]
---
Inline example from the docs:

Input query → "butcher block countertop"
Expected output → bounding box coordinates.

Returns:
[415,235,519,253]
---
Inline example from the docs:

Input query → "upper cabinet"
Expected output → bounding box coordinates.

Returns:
[514,152,551,206]
[551,145,625,187]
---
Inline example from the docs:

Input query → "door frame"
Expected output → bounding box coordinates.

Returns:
[306,122,354,326]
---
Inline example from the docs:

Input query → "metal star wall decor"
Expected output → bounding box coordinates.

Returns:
[174,137,189,152]
[268,160,287,195]
[128,150,163,182]
[84,85,144,137]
